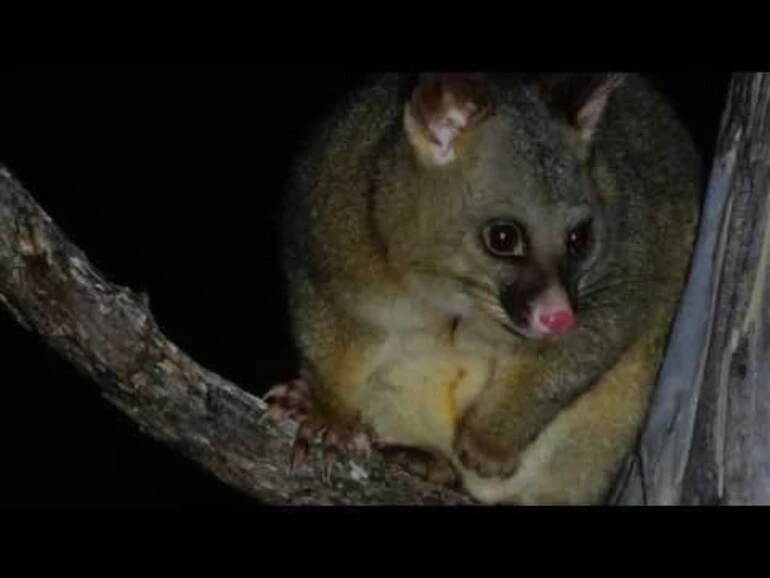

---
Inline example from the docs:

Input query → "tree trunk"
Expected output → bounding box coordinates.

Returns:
[612,72,770,505]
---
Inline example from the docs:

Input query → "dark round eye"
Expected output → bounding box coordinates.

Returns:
[566,219,592,260]
[481,221,527,259]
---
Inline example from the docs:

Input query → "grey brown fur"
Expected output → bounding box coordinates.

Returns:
[272,73,702,504]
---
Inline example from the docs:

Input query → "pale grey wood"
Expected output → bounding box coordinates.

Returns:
[613,73,770,505]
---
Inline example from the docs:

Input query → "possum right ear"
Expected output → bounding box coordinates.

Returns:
[403,73,494,168]
[538,72,626,145]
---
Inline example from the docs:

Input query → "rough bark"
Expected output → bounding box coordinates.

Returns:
[612,73,770,505]
[0,166,473,506]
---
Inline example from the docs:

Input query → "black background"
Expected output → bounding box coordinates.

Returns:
[0,69,730,506]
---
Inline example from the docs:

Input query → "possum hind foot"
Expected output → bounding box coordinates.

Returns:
[263,378,374,482]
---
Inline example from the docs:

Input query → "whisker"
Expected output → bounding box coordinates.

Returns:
[579,274,671,298]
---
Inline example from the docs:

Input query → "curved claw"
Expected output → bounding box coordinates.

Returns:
[289,418,324,474]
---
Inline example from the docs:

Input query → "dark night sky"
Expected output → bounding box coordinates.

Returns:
[0,69,730,506]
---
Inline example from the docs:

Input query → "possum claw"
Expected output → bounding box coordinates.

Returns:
[288,417,323,473]
[289,438,309,474]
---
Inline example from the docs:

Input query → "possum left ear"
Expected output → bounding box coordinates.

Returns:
[404,73,495,167]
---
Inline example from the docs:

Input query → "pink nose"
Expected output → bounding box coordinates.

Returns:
[538,310,575,334]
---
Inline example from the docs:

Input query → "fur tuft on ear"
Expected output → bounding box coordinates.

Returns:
[538,73,627,144]
[403,73,494,167]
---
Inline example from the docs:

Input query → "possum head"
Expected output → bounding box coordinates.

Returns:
[403,72,626,340]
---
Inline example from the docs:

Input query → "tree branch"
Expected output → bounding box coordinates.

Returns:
[612,73,770,505]
[0,166,473,505]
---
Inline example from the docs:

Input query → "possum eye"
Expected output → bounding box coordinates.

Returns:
[566,219,592,260]
[481,220,527,259]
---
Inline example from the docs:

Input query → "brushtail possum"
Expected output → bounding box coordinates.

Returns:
[265,72,701,505]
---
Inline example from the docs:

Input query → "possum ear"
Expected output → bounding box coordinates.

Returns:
[539,73,626,144]
[404,73,495,167]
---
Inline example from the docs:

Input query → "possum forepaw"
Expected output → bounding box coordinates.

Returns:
[454,408,525,479]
